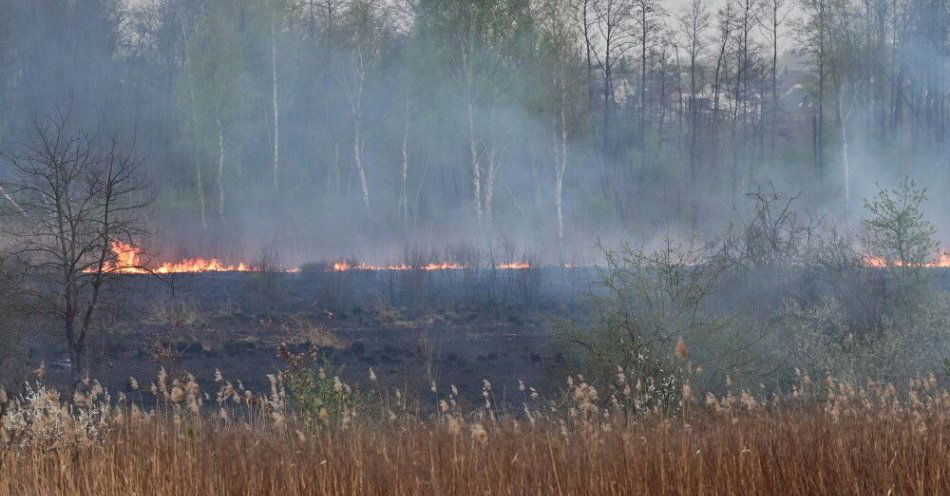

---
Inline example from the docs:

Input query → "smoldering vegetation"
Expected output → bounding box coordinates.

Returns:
[0,0,948,259]
[1,0,950,492]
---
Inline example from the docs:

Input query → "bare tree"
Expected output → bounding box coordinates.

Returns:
[679,0,710,227]
[590,0,635,156]
[712,2,735,117]
[216,116,226,216]
[543,0,579,240]
[270,3,282,193]
[1,115,153,382]
[576,0,598,116]
[338,0,384,213]
[455,3,484,224]
[798,0,828,178]
[182,27,207,229]
[756,0,792,157]
[633,0,666,135]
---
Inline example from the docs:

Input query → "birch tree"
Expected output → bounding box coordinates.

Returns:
[338,0,385,212]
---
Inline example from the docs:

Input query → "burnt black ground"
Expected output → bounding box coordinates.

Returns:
[11,267,597,409]
[12,266,950,408]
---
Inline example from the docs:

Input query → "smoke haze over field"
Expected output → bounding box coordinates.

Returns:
[0,0,948,265]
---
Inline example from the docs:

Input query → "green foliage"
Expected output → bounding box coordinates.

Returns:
[556,238,737,407]
[283,361,360,427]
[862,177,939,268]
[785,292,950,383]
[777,180,946,382]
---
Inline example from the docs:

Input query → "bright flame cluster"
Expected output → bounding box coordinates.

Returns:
[92,241,534,275]
[862,252,950,268]
[96,241,256,274]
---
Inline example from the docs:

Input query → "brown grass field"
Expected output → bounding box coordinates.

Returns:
[2,372,950,495]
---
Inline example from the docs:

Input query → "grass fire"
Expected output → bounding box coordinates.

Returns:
[2,0,950,493]
[96,241,258,274]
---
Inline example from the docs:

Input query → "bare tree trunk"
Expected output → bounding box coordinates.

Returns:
[837,88,852,209]
[0,184,24,216]
[351,53,370,212]
[484,137,500,227]
[468,99,483,225]
[64,290,80,381]
[184,31,207,229]
[582,0,595,114]
[271,28,280,193]
[640,1,649,137]
[216,117,225,217]
[353,116,369,211]
[555,69,568,240]
[400,100,410,226]
[815,0,825,178]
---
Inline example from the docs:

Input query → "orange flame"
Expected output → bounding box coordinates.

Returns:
[420,262,466,271]
[862,252,950,268]
[96,241,257,274]
[332,261,412,271]
[497,261,531,270]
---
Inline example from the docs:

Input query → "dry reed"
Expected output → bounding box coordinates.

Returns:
[2,372,949,495]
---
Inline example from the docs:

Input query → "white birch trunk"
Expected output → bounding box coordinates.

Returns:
[459,18,482,226]
[0,184,25,216]
[216,117,225,217]
[484,140,499,227]
[183,31,207,229]
[351,48,370,212]
[837,89,851,208]
[468,99,482,225]
[354,114,370,211]
[555,67,568,240]
[400,101,410,226]
[271,28,280,192]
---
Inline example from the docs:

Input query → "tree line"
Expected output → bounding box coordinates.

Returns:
[0,0,947,256]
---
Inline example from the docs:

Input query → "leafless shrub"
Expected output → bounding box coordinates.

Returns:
[720,184,818,269]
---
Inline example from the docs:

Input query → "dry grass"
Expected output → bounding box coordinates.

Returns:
[2,374,950,495]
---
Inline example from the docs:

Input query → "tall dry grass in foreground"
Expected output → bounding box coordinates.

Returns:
[2,373,950,495]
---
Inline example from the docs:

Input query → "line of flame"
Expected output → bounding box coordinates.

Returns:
[862,252,950,268]
[94,241,259,274]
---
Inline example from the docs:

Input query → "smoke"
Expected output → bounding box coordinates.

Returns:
[0,0,947,265]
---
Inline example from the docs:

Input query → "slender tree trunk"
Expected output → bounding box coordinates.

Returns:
[641,7,648,136]
[64,291,80,381]
[838,89,851,208]
[353,115,369,211]
[689,54,699,228]
[603,43,612,157]
[583,0,595,114]
[555,70,568,240]
[184,31,207,229]
[815,0,825,178]
[771,11,779,158]
[271,27,280,192]
[468,99,483,225]
[350,54,370,212]
[400,100,410,226]
[216,117,225,217]
[484,138,500,227]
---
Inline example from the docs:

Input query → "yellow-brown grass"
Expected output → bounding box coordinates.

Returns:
[1,405,948,495]
[3,371,950,495]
